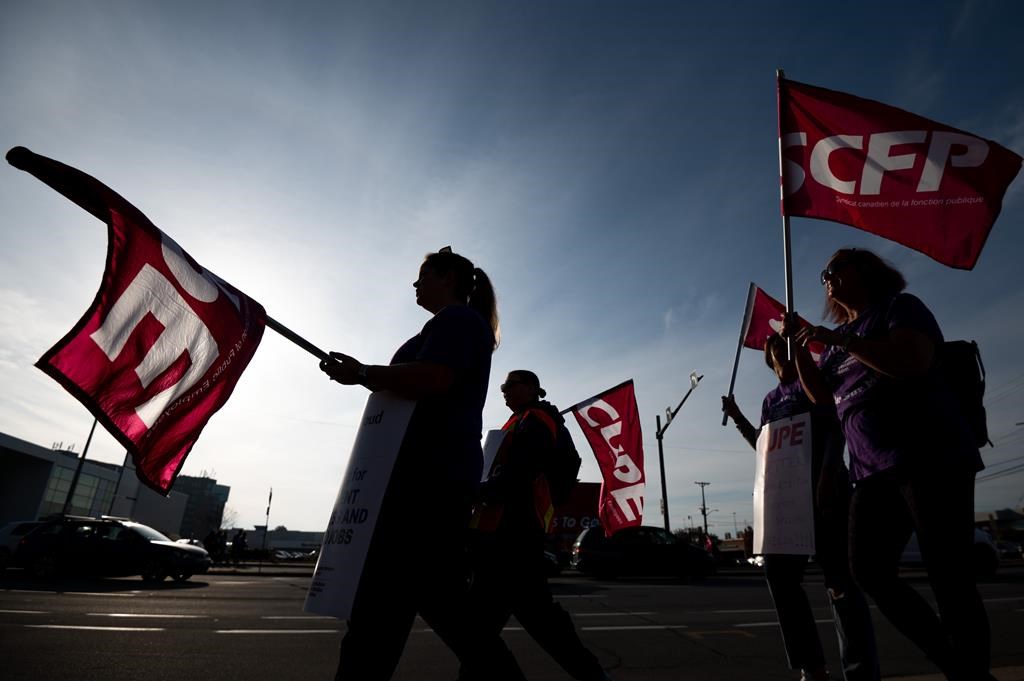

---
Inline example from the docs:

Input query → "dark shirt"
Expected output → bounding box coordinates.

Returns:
[389,304,494,495]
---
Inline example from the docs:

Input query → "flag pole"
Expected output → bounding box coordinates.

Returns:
[777,68,797,359]
[722,283,757,426]
[264,315,330,361]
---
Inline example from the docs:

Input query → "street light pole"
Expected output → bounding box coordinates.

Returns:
[654,373,703,534]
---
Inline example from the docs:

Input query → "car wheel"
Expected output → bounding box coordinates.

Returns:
[140,560,167,582]
[173,572,192,583]
[31,554,58,579]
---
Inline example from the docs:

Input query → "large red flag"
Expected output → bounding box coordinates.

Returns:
[742,284,824,360]
[569,380,645,537]
[779,77,1022,269]
[7,147,266,494]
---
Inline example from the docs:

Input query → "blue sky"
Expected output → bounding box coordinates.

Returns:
[1,0,1022,533]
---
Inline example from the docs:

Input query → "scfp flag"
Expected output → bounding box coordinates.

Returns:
[778,77,1022,269]
[569,380,645,537]
[7,147,266,494]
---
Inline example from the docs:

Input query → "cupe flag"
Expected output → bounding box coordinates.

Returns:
[569,380,645,537]
[778,77,1022,269]
[7,147,266,494]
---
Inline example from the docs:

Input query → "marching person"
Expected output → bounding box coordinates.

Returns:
[320,247,524,681]
[466,370,611,681]
[722,335,878,681]
[783,247,991,681]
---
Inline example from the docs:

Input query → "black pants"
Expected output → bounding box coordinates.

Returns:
[849,462,990,681]
[334,488,525,681]
[465,532,605,681]
[763,472,879,681]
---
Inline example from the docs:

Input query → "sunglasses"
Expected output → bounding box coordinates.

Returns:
[820,261,849,285]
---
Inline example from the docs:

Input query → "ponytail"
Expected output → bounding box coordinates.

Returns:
[423,249,500,349]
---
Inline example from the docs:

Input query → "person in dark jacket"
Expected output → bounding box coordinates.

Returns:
[723,334,878,681]
[465,370,611,681]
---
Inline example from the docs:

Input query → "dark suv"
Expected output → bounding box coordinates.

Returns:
[571,525,715,580]
[14,516,211,582]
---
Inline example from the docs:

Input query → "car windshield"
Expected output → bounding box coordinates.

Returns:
[128,524,172,542]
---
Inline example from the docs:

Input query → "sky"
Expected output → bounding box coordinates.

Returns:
[1,0,1022,534]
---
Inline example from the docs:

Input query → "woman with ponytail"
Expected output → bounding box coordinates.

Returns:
[320,247,522,681]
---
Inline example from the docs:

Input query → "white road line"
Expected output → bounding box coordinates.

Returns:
[25,625,164,632]
[572,611,656,617]
[0,609,47,614]
[7,589,138,597]
[736,619,833,628]
[87,613,207,619]
[714,609,775,614]
[216,629,339,634]
[261,616,334,620]
[582,625,688,631]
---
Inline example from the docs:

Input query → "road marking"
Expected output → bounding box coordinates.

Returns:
[582,625,688,631]
[87,613,207,619]
[0,609,47,614]
[216,629,339,634]
[686,630,755,640]
[261,615,334,620]
[211,581,260,585]
[572,611,656,617]
[736,619,834,628]
[7,589,137,597]
[25,625,164,632]
[713,608,775,614]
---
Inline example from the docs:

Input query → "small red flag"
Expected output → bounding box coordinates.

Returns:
[778,77,1022,269]
[742,284,824,360]
[569,380,645,537]
[7,147,266,494]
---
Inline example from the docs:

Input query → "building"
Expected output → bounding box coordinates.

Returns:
[173,475,230,541]
[0,431,190,537]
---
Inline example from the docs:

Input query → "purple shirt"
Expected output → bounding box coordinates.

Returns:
[817,293,978,481]
[761,379,844,484]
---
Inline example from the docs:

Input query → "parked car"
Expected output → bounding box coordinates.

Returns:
[0,520,44,570]
[570,526,715,580]
[900,528,999,578]
[996,540,1022,560]
[13,516,211,582]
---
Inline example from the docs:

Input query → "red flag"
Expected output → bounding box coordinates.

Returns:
[569,380,645,537]
[742,284,824,360]
[779,77,1022,269]
[7,147,266,494]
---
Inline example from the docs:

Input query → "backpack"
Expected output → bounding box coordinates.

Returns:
[546,423,582,507]
[936,340,992,448]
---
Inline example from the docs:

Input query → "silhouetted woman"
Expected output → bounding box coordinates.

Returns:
[321,247,523,681]
[783,248,991,681]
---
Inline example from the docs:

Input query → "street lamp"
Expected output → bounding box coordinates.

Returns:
[655,372,703,533]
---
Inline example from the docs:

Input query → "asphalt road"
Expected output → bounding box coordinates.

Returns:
[1,565,1022,681]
